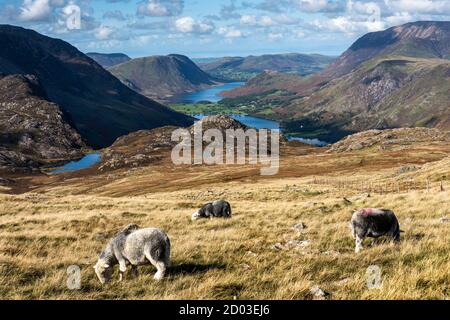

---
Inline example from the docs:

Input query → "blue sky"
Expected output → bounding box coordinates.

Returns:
[1,0,449,58]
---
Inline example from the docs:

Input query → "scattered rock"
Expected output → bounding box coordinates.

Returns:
[321,250,341,257]
[397,164,420,174]
[310,286,330,300]
[292,223,306,233]
[440,217,450,223]
[95,233,109,241]
[272,240,310,251]
[334,278,351,286]
[272,243,284,251]
[245,251,257,258]
[240,263,251,271]
[343,197,352,205]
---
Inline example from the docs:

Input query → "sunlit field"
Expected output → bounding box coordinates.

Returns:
[0,141,449,300]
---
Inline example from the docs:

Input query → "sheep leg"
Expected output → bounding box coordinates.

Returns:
[145,248,167,281]
[355,236,364,253]
[130,265,139,278]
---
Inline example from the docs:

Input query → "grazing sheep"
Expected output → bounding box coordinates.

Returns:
[192,200,232,220]
[351,208,401,253]
[94,224,171,284]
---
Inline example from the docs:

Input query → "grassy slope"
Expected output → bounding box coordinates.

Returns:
[0,140,449,299]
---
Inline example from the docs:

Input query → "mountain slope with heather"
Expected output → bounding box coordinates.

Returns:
[281,56,450,141]
[198,53,335,81]
[0,25,193,149]
[109,54,218,102]
[86,52,131,68]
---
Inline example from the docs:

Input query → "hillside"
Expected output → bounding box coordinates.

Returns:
[198,53,335,81]
[0,74,86,170]
[220,71,306,98]
[328,128,450,153]
[222,22,450,141]
[109,54,218,102]
[0,125,449,299]
[86,52,131,68]
[0,25,193,148]
[279,56,450,141]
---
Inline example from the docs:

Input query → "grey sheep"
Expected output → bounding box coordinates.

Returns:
[192,200,232,220]
[351,208,401,253]
[94,224,171,284]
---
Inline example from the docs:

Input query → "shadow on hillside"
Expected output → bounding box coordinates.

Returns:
[169,262,227,276]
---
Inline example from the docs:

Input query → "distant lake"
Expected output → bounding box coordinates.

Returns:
[50,152,101,174]
[172,82,245,103]
[194,114,329,147]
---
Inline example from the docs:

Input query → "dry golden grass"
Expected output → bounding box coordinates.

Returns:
[0,144,449,300]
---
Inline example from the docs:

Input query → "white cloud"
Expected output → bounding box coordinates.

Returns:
[240,15,275,27]
[240,14,301,27]
[218,26,243,38]
[311,15,385,35]
[19,0,52,22]
[384,0,450,15]
[174,16,214,34]
[268,32,283,40]
[137,0,184,17]
[95,25,115,40]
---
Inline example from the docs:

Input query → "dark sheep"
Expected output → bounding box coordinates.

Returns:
[351,208,401,253]
[192,200,232,220]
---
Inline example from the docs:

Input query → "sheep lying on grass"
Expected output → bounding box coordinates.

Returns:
[94,224,171,284]
[351,208,401,253]
[192,200,232,220]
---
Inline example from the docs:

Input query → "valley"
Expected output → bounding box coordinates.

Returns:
[0,19,449,301]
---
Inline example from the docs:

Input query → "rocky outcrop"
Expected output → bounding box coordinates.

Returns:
[100,115,284,171]
[0,74,86,170]
[328,128,450,153]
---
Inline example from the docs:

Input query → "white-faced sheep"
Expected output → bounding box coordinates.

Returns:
[94,224,171,284]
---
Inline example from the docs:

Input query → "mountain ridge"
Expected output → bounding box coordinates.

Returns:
[198,53,335,81]
[86,52,131,68]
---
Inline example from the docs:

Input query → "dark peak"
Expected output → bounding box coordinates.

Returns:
[87,52,129,57]
[167,54,190,59]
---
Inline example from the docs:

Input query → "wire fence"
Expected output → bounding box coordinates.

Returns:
[309,177,446,194]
